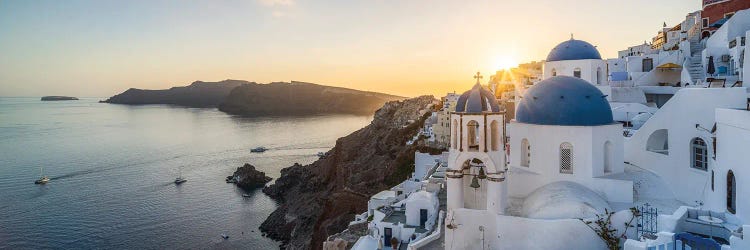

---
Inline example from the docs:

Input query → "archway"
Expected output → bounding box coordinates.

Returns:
[490,120,500,151]
[467,120,480,152]
[702,31,711,39]
[461,158,488,210]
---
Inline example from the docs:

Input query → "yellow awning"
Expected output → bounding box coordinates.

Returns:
[656,63,682,69]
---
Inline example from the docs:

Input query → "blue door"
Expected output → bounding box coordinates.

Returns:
[420,209,428,228]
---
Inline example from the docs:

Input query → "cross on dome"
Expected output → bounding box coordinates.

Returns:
[473,72,483,84]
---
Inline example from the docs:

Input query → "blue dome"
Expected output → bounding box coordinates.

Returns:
[516,76,613,126]
[455,83,500,113]
[546,39,602,62]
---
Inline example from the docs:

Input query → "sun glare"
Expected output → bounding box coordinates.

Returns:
[493,56,518,71]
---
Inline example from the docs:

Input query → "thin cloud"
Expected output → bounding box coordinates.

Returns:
[257,0,294,6]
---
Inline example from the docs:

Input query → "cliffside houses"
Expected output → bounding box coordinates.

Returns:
[330,2,750,249]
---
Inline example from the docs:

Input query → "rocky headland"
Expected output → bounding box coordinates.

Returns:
[101,80,248,108]
[218,81,404,116]
[259,95,439,249]
[228,163,272,190]
[41,96,78,101]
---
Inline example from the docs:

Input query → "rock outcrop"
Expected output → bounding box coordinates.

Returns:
[41,96,78,101]
[229,163,272,190]
[102,80,249,107]
[218,81,404,116]
[259,95,438,249]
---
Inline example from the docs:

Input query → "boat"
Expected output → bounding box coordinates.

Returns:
[317,152,328,159]
[242,194,252,198]
[34,167,49,185]
[250,147,267,153]
[221,233,229,239]
[174,167,187,184]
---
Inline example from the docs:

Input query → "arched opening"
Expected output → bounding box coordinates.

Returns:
[467,120,480,152]
[521,139,530,167]
[604,141,613,174]
[646,129,669,155]
[691,137,708,171]
[560,142,573,174]
[596,67,602,85]
[573,68,582,78]
[452,120,458,149]
[490,120,500,151]
[702,31,711,39]
[461,158,487,210]
[728,170,736,214]
[551,68,557,77]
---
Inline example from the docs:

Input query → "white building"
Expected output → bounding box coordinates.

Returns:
[543,38,609,86]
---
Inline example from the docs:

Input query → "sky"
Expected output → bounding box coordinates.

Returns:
[0,0,702,98]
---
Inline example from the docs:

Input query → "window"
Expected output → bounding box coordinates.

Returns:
[691,137,708,171]
[573,68,581,78]
[596,68,602,85]
[646,129,669,155]
[551,68,557,77]
[560,142,573,174]
[467,120,480,151]
[521,139,530,167]
[604,141,613,174]
[702,18,709,28]
[642,58,654,72]
[728,170,736,214]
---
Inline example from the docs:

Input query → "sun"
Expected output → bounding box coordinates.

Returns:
[493,56,518,71]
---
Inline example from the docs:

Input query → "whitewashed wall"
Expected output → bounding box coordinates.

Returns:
[506,122,632,202]
[708,108,750,221]
[543,59,609,85]
[624,88,747,204]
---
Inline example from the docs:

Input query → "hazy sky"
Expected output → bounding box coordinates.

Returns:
[0,0,701,98]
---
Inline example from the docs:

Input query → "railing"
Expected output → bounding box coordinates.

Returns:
[407,210,445,250]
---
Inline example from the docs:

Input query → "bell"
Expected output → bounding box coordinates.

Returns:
[477,167,487,179]
[470,176,481,189]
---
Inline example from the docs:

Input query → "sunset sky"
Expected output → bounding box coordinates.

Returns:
[0,0,701,98]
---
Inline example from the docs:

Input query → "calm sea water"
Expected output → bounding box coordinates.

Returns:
[0,97,371,249]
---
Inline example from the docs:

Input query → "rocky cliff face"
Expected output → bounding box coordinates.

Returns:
[102,80,249,107]
[259,95,438,249]
[218,81,404,116]
[230,163,272,190]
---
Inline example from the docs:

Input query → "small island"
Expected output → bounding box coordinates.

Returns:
[41,96,79,101]
[227,163,272,190]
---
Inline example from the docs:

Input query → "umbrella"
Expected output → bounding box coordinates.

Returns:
[707,56,715,75]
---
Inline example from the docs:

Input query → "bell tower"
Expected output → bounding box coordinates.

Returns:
[446,72,507,215]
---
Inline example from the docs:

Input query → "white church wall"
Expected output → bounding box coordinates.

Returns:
[506,122,632,202]
[543,59,608,86]
[624,88,747,205]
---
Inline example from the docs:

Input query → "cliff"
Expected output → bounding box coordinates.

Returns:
[259,95,439,249]
[218,81,404,116]
[102,80,249,107]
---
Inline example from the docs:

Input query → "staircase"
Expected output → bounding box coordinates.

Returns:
[686,38,705,83]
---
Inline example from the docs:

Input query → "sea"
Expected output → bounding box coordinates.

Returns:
[0,97,372,249]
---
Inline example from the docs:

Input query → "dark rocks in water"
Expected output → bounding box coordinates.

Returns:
[231,163,272,190]
[41,96,78,101]
[259,95,438,250]
[218,81,404,116]
[101,80,249,108]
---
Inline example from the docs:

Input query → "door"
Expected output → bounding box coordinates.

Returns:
[728,170,736,214]
[384,227,392,247]
[420,209,428,228]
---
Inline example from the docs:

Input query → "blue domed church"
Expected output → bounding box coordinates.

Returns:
[543,38,609,86]
[506,75,632,203]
